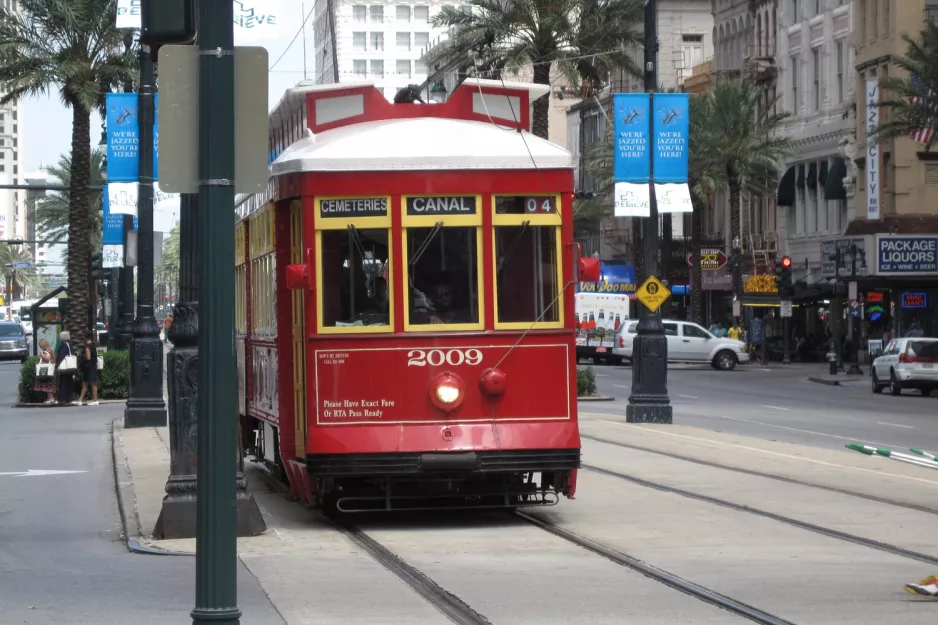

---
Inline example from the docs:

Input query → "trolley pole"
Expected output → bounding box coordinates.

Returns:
[124,34,167,429]
[192,0,241,621]
[626,0,672,424]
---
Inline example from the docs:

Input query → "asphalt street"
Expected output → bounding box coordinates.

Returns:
[0,362,285,625]
[586,362,938,454]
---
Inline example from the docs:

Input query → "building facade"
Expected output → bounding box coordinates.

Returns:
[313,0,468,100]
[0,0,25,249]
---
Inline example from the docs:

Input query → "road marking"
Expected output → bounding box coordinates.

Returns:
[706,415,902,449]
[594,420,938,486]
[761,405,790,411]
[613,384,630,390]
[0,470,87,477]
[877,422,915,429]
[678,394,699,400]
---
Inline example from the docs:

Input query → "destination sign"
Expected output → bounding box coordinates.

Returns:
[406,196,476,216]
[320,197,388,218]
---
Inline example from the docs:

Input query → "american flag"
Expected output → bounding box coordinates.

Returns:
[909,73,935,144]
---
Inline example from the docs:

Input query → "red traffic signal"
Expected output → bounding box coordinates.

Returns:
[780,256,792,269]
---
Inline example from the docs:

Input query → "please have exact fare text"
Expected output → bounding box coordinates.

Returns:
[322,399,396,418]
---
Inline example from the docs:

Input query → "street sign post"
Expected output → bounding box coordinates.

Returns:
[635,275,671,313]
[11,261,31,269]
[686,248,727,270]
[157,44,269,194]
[780,300,793,318]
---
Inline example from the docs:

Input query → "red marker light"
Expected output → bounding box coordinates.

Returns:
[781,256,792,268]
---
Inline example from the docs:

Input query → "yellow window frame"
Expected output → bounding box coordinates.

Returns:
[491,194,565,330]
[314,196,394,335]
[402,195,484,332]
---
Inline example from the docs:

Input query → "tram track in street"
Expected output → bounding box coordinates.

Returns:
[514,511,796,625]
[580,462,938,567]
[581,433,938,517]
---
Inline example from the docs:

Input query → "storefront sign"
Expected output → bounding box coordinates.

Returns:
[406,196,476,215]
[320,197,388,218]
[866,79,880,220]
[652,93,690,183]
[576,262,635,294]
[875,235,938,275]
[820,237,869,277]
[613,93,650,182]
[901,292,927,309]
[686,248,727,270]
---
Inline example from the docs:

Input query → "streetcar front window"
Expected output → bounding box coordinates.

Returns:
[320,228,390,328]
[407,226,479,326]
[495,225,559,323]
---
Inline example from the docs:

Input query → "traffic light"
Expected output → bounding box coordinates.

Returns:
[779,255,793,299]
[573,191,595,200]
[91,252,106,281]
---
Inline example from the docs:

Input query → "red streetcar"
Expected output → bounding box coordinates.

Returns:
[235,79,600,512]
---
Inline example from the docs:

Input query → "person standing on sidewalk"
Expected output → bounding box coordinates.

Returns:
[55,331,77,405]
[34,339,56,404]
[728,322,742,341]
[77,331,100,406]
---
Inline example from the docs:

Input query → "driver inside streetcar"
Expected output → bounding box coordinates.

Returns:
[411,274,473,325]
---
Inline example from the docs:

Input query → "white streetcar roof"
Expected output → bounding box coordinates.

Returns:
[270,117,573,174]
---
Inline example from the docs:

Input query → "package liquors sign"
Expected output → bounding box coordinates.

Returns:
[866,79,880,220]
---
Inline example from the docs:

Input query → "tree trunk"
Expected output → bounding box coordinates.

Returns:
[66,104,92,338]
[531,62,551,139]
[690,196,703,325]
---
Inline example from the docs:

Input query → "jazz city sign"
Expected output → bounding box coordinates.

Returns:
[875,234,938,276]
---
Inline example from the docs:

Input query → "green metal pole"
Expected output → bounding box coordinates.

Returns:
[191,0,240,621]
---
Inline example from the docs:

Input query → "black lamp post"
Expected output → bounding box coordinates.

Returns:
[828,245,866,375]
[626,0,672,424]
[123,37,167,428]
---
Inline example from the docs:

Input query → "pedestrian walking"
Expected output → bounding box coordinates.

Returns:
[55,331,78,405]
[163,314,173,344]
[728,322,742,341]
[33,339,56,404]
[77,330,100,406]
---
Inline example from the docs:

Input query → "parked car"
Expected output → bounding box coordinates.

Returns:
[0,321,29,362]
[612,319,750,371]
[871,337,938,396]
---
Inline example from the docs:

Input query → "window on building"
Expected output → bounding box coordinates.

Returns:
[836,40,844,103]
[352,31,366,51]
[682,34,704,77]
[0,152,4,159]
[369,32,384,50]
[396,32,411,51]
[812,47,820,110]
[791,55,799,113]
[369,5,383,22]
[414,60,427,76]
[320,229,391,329]
[414,5,429,22]
[12,165,16,175]
[407,227,479,327]
[352,60,367,77]
[397,59,411,78]
[396,5,410,22]
[352,5,366,22]
[814,0,820,16]
[370,60,384,77]
[414,32,429,48]
[791,0,798,22]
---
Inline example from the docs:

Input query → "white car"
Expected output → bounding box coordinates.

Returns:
[612,319,750,370]
[871,337,938,396]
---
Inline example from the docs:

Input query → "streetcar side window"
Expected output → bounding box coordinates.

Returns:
[406,226,479,327]
[495,226,559,323]
[319,228,391,328]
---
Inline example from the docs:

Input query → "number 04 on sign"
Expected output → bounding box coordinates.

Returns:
[635,275,671,313]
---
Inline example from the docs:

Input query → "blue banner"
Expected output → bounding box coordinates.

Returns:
[576,262,636,294]
[652,93,689,183]
[105,92,159,182]
[102,185,138,245]
[613,93,650,182]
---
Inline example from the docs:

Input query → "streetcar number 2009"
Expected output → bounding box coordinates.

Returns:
[407,349,483,367]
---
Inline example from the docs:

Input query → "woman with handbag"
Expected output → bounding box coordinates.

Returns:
[77,330,100,406]
[55,331,78,405]
[33,339,56,404]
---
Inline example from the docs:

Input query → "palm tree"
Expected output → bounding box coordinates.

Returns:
[691,79,793,306]
[0,245,42,300]
[0,0,136,336]
[36,151,106,245]
[430,0,645,138]
[871,23,938,148]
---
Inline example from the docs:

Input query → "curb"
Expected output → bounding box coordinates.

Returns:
[16,399,126,408]
[807,376,841,386]
[807,376,866,387]
[578,395,616,402]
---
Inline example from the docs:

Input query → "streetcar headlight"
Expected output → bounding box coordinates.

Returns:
[429,372,465,413]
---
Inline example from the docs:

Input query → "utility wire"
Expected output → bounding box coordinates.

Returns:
[269,5,316,71]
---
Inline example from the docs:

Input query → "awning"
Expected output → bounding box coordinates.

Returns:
[777,166,796,206]
[796,165,806,188]
[819,161,828,186]
[824,158,847,200]
[806,163,817,188]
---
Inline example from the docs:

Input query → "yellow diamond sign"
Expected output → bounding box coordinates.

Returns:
[635,275,671,313]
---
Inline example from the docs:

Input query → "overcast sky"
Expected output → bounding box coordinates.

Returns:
[22,0,312,174]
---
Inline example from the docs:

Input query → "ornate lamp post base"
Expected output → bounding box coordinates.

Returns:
[124,316,167,428]
[154,302,265,540]
[626,319,673,424]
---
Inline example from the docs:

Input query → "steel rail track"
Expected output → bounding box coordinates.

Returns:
[515,511,796,625]
[582,433,938,516]
[332,519,493,625]
[582,463,938,567]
